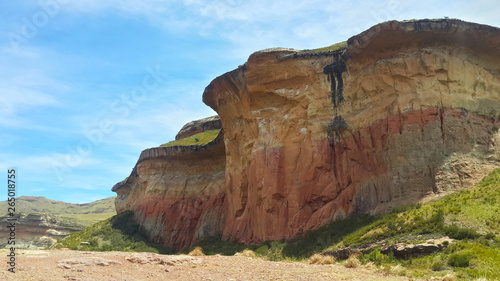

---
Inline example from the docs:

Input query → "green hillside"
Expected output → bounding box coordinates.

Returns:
[0,196,116,227]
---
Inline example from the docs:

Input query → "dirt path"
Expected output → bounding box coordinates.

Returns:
[1,249,411,281]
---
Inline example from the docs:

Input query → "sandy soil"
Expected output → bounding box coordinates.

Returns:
[1,249,412,281]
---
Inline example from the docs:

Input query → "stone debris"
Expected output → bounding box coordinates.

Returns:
[57,257,121,268]
[125,253,196,266]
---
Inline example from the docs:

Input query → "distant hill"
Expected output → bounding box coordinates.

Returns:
[0,196,116,249]
[5,195,116,214]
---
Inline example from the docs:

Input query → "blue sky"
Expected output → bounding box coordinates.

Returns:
[1,0,498,203]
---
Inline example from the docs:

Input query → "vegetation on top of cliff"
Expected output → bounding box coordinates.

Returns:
[53,210,173,254]
[301,41,347,53]
[160,129,220,147]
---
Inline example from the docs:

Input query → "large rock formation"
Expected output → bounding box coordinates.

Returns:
[113,125,226,250]
[114,19,500,250]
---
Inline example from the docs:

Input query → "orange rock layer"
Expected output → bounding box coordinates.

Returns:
[114,19,500,250]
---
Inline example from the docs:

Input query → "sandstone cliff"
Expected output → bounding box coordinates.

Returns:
[113,121,226,250]
[114,19,500,250]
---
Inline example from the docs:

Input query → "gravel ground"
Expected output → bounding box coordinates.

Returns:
[1,249,413,281]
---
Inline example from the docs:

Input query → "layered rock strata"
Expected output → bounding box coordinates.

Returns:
[202,19,500,243]
[114,19,500,249]
[113,126,226,250]
[175,115,222,140]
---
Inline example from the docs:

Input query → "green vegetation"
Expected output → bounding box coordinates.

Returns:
[302,41,347,53]
[0,196,116,227]
[160,129,220,147]
[53,211,173,254]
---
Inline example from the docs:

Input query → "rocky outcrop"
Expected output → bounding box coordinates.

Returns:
[324,237,454,260]
[113,119,226,250]
[114,19,500,250]
[202,19,500,244]
[175,115,222,140]
[0,213,80,249]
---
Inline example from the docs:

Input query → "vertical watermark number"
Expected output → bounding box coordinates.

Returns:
[6,169,17,273]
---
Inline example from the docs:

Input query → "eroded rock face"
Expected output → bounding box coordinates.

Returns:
[202,19,500,244]
[113,123,226,250]
[115,19,500,250]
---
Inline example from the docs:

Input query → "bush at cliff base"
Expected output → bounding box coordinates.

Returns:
[53,210,173,254]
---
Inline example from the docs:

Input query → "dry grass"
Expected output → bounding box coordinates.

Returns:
[389,264,406,276]
[309,254,335,265]
[235,249,257,258]
[344,254,361,268]
[188,246,205,256]
[363,261,376,270]
[441,274,456,281]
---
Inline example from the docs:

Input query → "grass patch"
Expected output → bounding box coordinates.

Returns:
[188,246,205,256]
[53,210,173,254]
[235,248,257,258]
[302,41,347,53]
[160,129,220,147]
[180,236,260,256]
[309,253,335,264]
[344,254,361,268]
[59,212,117,226]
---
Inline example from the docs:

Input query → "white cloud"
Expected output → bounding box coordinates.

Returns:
[0,88,57,114]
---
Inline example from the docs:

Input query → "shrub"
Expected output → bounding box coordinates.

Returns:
[360,246,392,266]
[344,254,361,268]
[235,249,257,258]
[255,245,269,256]
[266,241,285,261]
[188,246,205,256]
[431,257,447,271]
[445,225,479,240]
[309,254,335,265]
[448,253,472,267]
